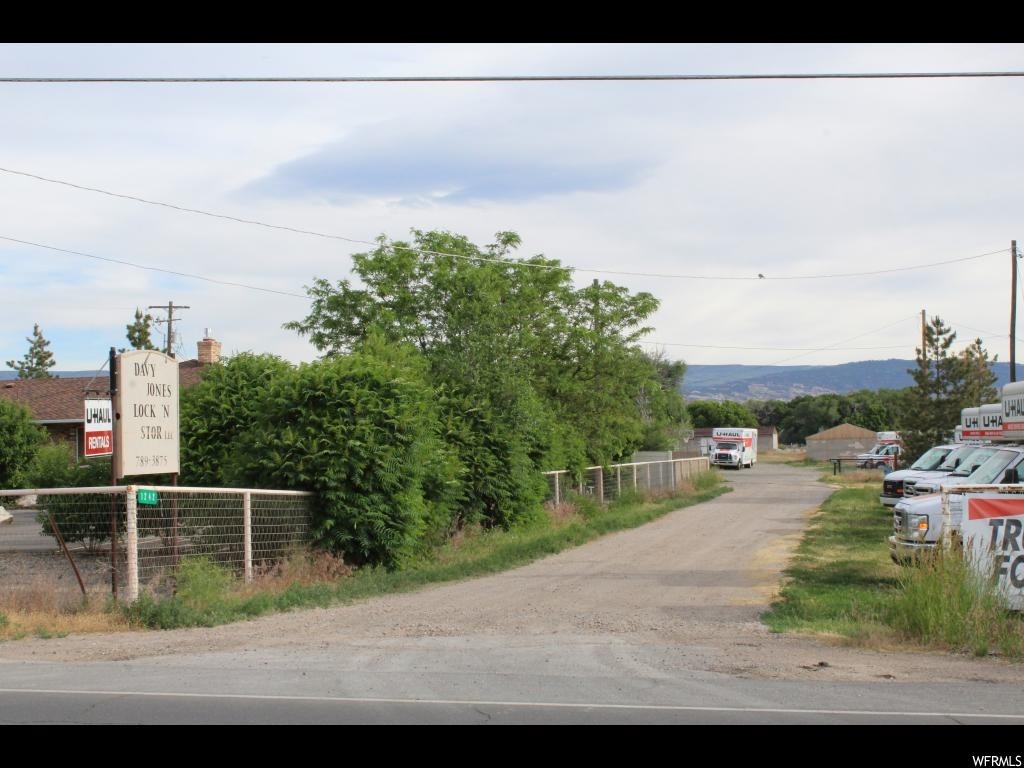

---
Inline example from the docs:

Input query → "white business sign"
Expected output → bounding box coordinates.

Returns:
[963,491,1024,611]
[83,398,113,457]
[115,350,180,477]
[1003,382,1024,441]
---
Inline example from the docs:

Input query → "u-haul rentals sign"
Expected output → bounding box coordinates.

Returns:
[83,399,113,457]
[115,350,180,477]
[964,492,1024,611]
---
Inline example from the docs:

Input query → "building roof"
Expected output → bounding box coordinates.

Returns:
[0,360,207,423]
[805,423,878,441]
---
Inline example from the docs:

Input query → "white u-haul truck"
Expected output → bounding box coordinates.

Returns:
[710,427,757,469]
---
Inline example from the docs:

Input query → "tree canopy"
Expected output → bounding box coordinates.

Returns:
[686,399,758,429]
[125,308,158,351]
[286,229,686,467]
[902,316,998,460]
[6,323,55,379]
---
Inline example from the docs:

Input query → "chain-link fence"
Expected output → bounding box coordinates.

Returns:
[0,485,312,604]
[543,457,711,505]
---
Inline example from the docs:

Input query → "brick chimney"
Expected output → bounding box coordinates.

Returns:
[197,328,222,365]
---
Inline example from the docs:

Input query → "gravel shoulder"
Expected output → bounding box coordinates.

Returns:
[3,464,1023,685]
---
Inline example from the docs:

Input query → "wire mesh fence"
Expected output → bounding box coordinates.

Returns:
[0,487,126,608]
[543,457,711,506]
[0,486,312,604]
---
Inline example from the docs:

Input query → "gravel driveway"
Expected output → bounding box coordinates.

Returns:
[4,463,1024,685]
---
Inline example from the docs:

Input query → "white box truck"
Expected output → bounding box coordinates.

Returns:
[710,427,757,469]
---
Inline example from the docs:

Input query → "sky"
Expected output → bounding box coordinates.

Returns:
[0,43,1022,372]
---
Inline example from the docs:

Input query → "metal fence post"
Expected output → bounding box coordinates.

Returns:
[554,473,560,506]
[633,464,637,490]
[616,466,621,498]
[597,467,604,504]
[243,491,253,584]
[126,487,139,603]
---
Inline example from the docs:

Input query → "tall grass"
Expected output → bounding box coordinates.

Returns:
[766,484,1024,657]
[889,549,1024,657]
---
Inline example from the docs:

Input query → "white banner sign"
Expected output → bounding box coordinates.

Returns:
[115,350,180,477]
[963,492,1024,611]
[83,398,113,457]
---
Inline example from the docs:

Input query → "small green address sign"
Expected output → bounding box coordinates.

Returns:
[137,489,159,506]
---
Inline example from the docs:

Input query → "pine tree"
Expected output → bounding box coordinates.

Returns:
[125,308,158,351]
[6,323,56,379]
[902,316,996,462]
[957,337,999,409]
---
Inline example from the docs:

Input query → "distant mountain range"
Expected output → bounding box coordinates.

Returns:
[2,361,1015,404]
[1,370,103,380]
[683,359,1014,402]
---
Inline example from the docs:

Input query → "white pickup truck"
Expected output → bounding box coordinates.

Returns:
[890,445,1024,562]
[889,391,1023,563]
[879,443,958,507]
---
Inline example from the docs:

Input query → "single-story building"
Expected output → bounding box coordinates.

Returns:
[0,335,221,460]
[804,423,878,460]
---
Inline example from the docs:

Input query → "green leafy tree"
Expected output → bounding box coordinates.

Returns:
[125,308,158,351]
[285,229,673,469]
[686,399,758,429]
[6,323,55,379]
[31,443,117,548]
[230,341,459,567]
[902,316,998,462]
[636,350,689,450]
[0,399,46,488]
[779,395,842,443]
[179,352,294,486]
[746,399,791,429]
[838,390,897,432]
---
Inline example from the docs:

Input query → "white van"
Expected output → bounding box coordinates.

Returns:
[710,427,758,469]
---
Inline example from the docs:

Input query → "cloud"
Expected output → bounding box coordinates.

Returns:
[243,120,655,205]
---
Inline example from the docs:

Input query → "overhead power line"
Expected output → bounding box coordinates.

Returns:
[2,72,1024,83]
[767,315,922,366]
[639,341,910,351]
[0,167,1008,282]
[0,235,308,299]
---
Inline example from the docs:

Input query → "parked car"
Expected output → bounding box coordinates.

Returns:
[857,442,902,469]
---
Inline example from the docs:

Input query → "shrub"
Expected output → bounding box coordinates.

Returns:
[179,352,293,486]
[31,443,120,549]
[230,342,451,568]
[0,399,46,488]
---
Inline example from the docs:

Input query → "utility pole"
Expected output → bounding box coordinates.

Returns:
[1012,241,1018,383]
[148,301,190,358]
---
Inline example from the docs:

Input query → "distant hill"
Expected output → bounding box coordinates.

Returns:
[683,359,1014,402]
[0,370,104,380]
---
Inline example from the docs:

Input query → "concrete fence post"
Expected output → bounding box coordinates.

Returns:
[126,487,139,603]
[243,491,253,584]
